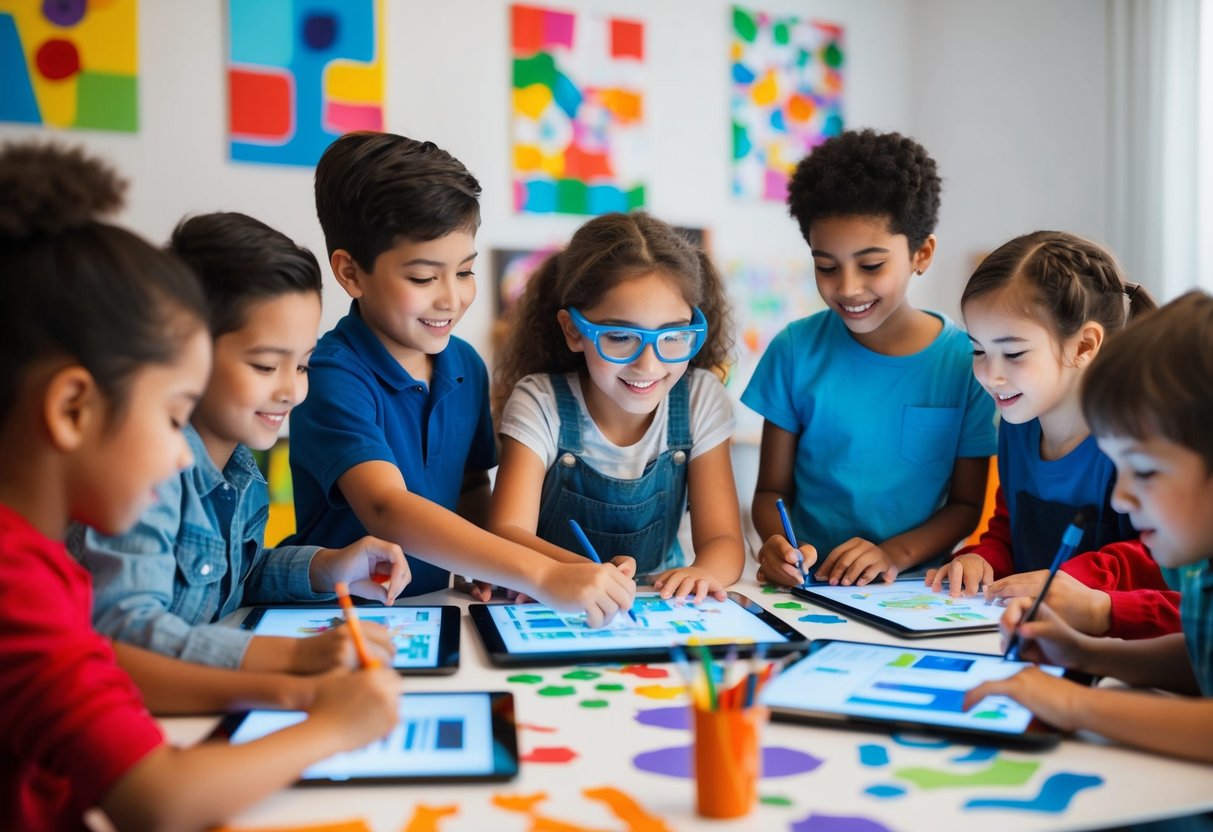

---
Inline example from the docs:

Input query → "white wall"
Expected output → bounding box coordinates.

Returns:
[908,0,1112,319]
[1,0,923,357]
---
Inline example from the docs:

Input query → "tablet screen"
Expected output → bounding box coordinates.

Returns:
[794,581,1001,635]
[242,606,458,672]
[218,692,518,784]
[760,640,1064,739]
[475,592,803,660]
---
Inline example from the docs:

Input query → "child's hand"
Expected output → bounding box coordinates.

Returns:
[985,569,1112,636]
[291,621,395,673]
[308,666,402,751]
[815,538,898,586]
[926,553,993,596]
[962,666,1084,732]
[998,598,1092,670]
[537,561,636,628]
[451,575,495,602]
[311,536,410,604]
[756,534,816,586]
[609,555,637,579]
[651,566,727,602]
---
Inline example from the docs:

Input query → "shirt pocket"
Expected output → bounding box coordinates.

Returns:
[172,526,230,623]
[900,405,962,468]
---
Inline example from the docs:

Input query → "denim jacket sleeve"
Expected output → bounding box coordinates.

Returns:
[67,475,254,669]
[242,543,327,605]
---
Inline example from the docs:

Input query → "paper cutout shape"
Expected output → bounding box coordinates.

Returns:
[791,812,893,832]
[894,758,1040,790]
[965,772,1104,813]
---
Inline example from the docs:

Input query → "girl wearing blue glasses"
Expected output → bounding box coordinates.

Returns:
[491,212,744,601]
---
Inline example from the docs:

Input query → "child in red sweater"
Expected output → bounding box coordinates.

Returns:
[0,142,400,832]
[926,231,1178,639]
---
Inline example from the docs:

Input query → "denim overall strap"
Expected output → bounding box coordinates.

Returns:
[1011,474,1136,572]
[551,373,584,454]
[535,374,692,576]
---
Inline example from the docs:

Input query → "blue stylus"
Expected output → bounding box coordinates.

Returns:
[775,498,811,587]
[568,518,638,623]
[1003,507,1094,662]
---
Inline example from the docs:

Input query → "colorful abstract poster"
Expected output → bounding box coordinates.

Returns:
[228,0,384,167]
[723,258,819,443]
[492,246,559,319]
[731,6,844,202]
[0,0,138,131]
[511,3,645,215]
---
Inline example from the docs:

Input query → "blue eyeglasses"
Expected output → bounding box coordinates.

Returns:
[567,307,708,364]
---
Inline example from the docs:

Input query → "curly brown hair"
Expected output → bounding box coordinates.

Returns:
[492,212,735,418]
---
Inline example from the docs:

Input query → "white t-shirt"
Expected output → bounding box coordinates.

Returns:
[499,369,735,480]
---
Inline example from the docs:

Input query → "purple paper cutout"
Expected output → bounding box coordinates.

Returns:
[635,706,689,730]
[632,744,822,779]
[791,812,895,832]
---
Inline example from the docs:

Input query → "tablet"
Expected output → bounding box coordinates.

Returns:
[469,591,808,667]
[210,691,519,785]
[791,578,1000,638]
[760,640,1072,748]
[241,605,460,674]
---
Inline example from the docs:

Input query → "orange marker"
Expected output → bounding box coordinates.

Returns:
[335,581,381,669]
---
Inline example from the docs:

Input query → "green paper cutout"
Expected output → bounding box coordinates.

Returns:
[595,683,625,692]
[894,759,1040,790]
[564,669,601,681]
[773,601,805,610]
[760,795,794,806]
[580,699,609,708]
[507,674,544,684]
[538,685,577,697]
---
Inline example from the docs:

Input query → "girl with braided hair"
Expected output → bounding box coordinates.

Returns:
[926,231,1180,640]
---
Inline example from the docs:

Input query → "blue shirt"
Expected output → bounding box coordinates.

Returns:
[1168,560,1213,696]
[68,425,324,668]
[285,302,497,596]
[741,309,996,559]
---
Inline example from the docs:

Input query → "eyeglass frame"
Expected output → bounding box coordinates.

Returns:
[566,306,709,364]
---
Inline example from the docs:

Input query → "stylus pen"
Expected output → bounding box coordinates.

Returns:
[1003,507,1093,662]
[568,518,639,623]
[775,498,811,587]
[335,581,382,670]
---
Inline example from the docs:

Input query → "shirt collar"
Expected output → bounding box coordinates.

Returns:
[184,424,265,496]
[335,301,465,394]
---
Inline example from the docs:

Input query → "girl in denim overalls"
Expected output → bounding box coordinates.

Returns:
[927,231,1181,640]
[492,212,745,601]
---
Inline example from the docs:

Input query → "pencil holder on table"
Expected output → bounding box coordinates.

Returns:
[691,702,766,819]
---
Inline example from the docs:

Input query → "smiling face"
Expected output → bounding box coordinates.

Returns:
[333,230,477,381]
[558,270,694,434]
[191,291,322,467]
[1098,433,1213,568]
[808,214,934,347]
[963,298,1084,426]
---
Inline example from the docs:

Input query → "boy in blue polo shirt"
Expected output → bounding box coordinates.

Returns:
[968,291,1213,766]
[286,132,635,626]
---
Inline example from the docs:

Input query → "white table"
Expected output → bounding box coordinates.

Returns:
[164,580,1213,832]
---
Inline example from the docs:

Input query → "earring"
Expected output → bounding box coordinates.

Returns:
[914,269,922,275]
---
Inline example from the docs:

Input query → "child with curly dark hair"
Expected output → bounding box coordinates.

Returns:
[744,129,996,588]
[491,212,744,601]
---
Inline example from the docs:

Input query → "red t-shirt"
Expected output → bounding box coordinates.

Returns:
[0,504,164,832]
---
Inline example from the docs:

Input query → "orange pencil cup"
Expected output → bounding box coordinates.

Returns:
[692,704,766,819]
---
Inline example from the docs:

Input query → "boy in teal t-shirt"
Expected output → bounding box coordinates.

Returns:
[743,129,996,587]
